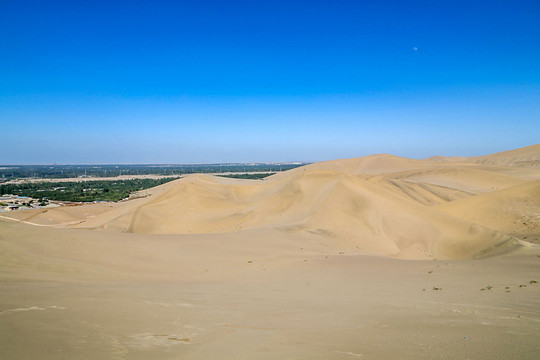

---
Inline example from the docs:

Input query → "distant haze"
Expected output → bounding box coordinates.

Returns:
[1,1,539,164]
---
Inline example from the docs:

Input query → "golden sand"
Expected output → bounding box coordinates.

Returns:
[1,144,539,359]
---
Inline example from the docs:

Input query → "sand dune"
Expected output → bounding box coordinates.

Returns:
[74,170,515,260]
[3,144,536,260]
[437,180,540,244]
[426,143,540,167]
[465,143,540,167]
[2,144,540,359]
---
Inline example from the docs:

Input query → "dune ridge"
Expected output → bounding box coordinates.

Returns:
[426,143,540,167]
[4,144,539,260]
[49,144,538,260]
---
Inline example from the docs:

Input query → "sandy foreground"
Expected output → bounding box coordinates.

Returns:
[1,144,540,359]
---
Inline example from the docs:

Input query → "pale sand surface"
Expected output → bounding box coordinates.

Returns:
[1,144,540,359]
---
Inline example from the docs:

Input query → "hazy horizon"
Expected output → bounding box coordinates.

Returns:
[0,161,309,166]
[0,141,539,166]
[2,1,539,164]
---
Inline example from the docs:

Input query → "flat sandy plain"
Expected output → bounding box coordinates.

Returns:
[1,144,540,359]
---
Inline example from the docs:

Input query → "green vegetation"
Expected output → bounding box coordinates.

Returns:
[216,173,275,180]
[0,178,179,202]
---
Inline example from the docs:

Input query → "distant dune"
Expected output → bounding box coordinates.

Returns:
[6,143,539,260]
[464,143,540,167]
[425,143,540,167]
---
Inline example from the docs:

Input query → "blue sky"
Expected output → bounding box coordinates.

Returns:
[1,0,539,164]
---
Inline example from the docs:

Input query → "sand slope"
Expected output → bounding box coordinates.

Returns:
[465,143,540,167]
[0,144,515,260]
[2,218,539,360]
[437,180,540,244]
[2,144,538,260]
[426,143,540,167]
[76,171,514,260]
[2,144,540,359]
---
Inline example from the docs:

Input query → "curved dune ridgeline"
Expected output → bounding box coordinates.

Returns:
[5,144,534,260]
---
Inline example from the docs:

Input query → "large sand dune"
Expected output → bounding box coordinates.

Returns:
[437,180,540,244]
[427,143,540,167]
[1,144,540,359]
[70,170,515,260]
[9,145,535,260]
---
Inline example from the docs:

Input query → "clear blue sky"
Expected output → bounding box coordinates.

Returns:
[1,0,539,164]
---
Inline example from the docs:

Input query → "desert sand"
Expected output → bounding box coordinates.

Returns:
[1,144,540,359]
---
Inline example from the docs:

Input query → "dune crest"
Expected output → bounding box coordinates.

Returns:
[425,143,540,167]
[47,144,537,260]
[4,144,538,260]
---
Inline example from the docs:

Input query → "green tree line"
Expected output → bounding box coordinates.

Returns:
[0,178,179,202]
